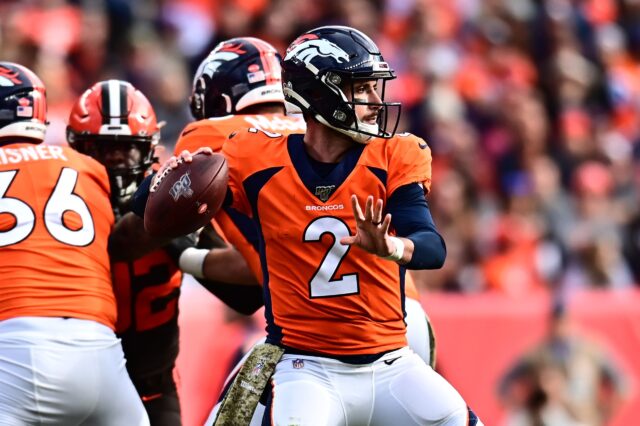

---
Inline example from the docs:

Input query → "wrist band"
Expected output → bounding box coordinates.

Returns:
[179,247,209,278]
[383,236,405,262]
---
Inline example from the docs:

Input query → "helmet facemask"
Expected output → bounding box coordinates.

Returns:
[69,134,158,216]
[67,80,161,217]
[320,72,400,143]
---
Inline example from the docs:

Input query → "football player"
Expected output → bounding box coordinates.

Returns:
[172,37,304,315]
[215,26,482,425]
[67,79,188,425]
[0,64,149,424]
[171,37,438,425]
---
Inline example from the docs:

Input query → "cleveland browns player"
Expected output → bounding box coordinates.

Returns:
[0,64,149,424]
[66,78,255,425]
[68,80,257,425]
[67,79,187,425]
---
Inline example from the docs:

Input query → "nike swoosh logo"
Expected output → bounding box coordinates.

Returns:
[181,127,198,137]
[383,356,402,365]
[418,143,428,149]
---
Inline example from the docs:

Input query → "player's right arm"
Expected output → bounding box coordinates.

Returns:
[108,212,175,261]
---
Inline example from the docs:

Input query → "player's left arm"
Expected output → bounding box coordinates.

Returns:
[386,183,446,269]
[341,135,444,268]
[340,188,445,268]
[181,245,258,285]
[385,135,444,268]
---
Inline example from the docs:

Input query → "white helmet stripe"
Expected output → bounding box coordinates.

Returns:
[108,80,122,125]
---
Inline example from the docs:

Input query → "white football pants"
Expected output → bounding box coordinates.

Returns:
[0,317,149,426]
[206,298,449,426]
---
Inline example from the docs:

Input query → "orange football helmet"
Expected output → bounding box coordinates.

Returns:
[67,80,161,214]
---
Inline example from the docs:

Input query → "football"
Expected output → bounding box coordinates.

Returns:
[144,152,228,238]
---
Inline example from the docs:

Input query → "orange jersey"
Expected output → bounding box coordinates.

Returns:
[222,130,432,355]
[175,113,305,154]
[175,113,305,282]
[0,142,116,328]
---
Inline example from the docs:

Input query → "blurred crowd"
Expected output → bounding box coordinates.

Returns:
[498,301,627,425]
[2,0,640,296]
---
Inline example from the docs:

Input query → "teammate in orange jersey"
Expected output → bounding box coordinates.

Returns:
[0,63,149,425]
[174,37,303,314]
[217,26,482,425]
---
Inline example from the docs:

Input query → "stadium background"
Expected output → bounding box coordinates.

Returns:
[2,0,639,424]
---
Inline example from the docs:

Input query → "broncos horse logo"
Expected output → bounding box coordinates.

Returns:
[197,42,248,79]
[284,38,350,65]
[200,51,241,78]
[0,67,22,87]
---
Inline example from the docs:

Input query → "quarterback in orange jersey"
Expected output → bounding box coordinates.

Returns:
[218,27,484,425]
[0,63,149,425]
[168,37,435,425]
[176,38,435,356]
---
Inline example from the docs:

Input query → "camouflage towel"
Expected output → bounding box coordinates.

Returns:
[213,343,285,426]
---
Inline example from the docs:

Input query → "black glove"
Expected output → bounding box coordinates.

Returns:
[164,233,198,265]
[197,223,227,249]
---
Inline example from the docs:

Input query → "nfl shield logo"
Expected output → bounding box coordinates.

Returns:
[292,359,304,369]
[251,360,265,377]
[314,185,335,202]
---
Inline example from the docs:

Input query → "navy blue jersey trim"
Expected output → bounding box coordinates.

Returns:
[279,345,400,365]
[366,166,387,186]
[287,134,365,203]
[221,206,259,251]
[242,167,284,343]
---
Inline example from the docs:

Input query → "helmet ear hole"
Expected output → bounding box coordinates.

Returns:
[189,77,208,119]
[222,94,232,114]
[190,93,205,120]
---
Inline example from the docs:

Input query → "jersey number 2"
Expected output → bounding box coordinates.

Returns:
[303,217,359,298]
[0,168,95,247]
